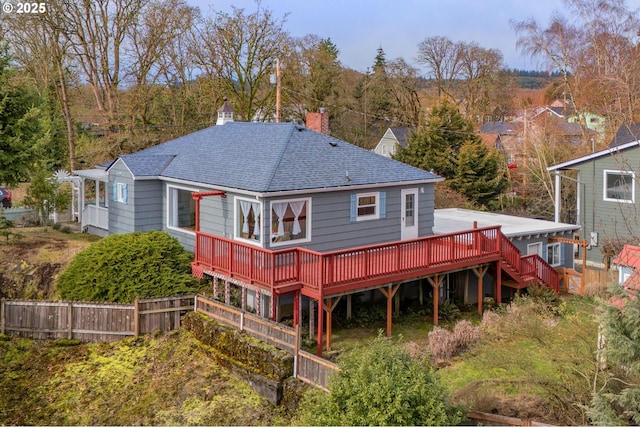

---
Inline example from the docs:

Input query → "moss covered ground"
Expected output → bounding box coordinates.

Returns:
[0,330,295,425]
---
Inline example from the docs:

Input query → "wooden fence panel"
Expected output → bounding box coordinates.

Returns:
[242,314,296,353]
[297,350,338,391]
[0,296,194,342]
[137,296,194,335]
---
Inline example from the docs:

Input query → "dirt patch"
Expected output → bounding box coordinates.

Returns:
[0,227,99,299]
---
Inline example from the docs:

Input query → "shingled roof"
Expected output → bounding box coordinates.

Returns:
[112,122,441,193]
[609,122,640,148]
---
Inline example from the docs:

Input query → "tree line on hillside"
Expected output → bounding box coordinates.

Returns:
[1,0,640,215]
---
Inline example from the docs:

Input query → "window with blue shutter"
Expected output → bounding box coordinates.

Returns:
[352,192,383,222]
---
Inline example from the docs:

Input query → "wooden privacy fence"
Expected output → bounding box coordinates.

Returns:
[195,295,339,391]
[0,295,194,342]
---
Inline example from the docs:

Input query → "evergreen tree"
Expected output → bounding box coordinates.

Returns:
[0,39,47,186]
[451,140,509,208]
[394,101,477,179]
[394,101,508,209]
[588,284,640,425]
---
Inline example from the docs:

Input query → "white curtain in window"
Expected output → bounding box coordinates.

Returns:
[252,202,260,237]
[289,201,305,235]
[272,202,287,237]
[240,200,251,234]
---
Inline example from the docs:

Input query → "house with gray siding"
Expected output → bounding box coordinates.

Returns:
[373,127,413,158]
[549,122,640,271]
[71,104,580,355]
[105,113,441,254]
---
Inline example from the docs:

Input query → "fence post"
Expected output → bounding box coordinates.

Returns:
[293,324,300,379]
[240,311,244,331]
[68,302,73,339]
[0,298,5,335]
[193,295,198,313]
[134,298,140,337]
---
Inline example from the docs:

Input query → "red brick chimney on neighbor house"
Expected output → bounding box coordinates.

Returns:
[306,108,329,135]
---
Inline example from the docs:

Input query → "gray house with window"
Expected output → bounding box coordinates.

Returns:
[105,118,443,254]
[548,123,640,270]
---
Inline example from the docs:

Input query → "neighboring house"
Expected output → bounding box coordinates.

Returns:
[74,103,578,356]
[612,244,640,289]
[478,121,524,165]
[568,111,607,143]
[373,127,413,158]
[548,122,640,271]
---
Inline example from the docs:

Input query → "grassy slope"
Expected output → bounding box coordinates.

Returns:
[0,330,294,426]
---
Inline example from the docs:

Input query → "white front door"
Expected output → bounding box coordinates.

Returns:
[401,188,419,240]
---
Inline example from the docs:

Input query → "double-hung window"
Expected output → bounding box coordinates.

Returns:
[237,197,262,243]
[350,192,386,222]
[168,186,196,232]
[546,243,561,267]
[271,198,310,245]
[604,170,635,203]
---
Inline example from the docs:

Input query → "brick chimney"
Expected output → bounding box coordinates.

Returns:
[306,108,329,135]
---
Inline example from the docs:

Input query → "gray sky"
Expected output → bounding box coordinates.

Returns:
[188,0,634,74]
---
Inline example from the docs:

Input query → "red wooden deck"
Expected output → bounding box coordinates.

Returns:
[191,225,559,300]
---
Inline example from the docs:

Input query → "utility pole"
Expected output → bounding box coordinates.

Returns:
[276,58,281,123]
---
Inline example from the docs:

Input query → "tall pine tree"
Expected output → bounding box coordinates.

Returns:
[394,101,508,209]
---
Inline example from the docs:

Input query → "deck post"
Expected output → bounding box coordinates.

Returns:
[316,295,324,356]
[346,294,352,319]
[293,291,300,327]
[241,287,247,311]
[496,260,502,304]
[324,297,341,351]
[309,299,315,339]
[427,275,441,325]
[473,266,486,314]
[213,278,219,300]
[380,284,401,337]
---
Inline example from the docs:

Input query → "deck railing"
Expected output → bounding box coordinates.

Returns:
[194,226,539,294]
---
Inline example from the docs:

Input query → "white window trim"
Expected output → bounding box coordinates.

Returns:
[603,169,635,204]
[234,196,263,246]
[547,242,561,267]
[356,191,380,221]
[116,182,127,203]
[270,197,312,247]
[166,184,198,235]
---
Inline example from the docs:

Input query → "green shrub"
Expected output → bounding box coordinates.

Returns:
[296,333,465,426]
[57,231,203,303]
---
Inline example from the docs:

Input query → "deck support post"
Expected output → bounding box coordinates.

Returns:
[224,281,230,305]
[241,287,247,311]
[323,296,341,351]
[293,291,300,327]
[496,261,502,304]
[427,275,442,325]
[309,299,315,339]
[212,278,219,300]
[419,279,424,305]
[379,284,401,337]
[256,289,262,317]
[316,296,324,356]
[473,265,487,314]
[346,295,352,319]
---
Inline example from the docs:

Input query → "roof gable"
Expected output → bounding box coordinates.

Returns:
[121,122,441,193]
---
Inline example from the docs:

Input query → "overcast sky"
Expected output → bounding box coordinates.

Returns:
[187,0,639,75]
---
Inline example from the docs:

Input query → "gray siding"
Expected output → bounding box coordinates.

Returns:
[191,183,436,254]
[108,161,135,234]
[572,149,640,266]
[109,161,164,236]
[264,184,435,252]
